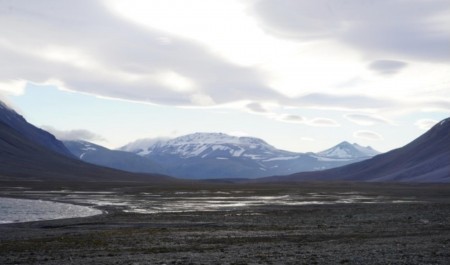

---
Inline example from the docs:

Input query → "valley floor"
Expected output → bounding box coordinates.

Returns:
[0,182,449,264]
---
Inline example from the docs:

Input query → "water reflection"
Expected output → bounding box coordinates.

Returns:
[0,189,419,215]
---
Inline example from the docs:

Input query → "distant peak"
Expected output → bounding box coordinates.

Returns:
[317,140,380,159]
[170,132,269,146]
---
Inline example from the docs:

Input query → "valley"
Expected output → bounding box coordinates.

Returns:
[1,1,449,264]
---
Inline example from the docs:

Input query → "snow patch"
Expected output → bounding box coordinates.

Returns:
[81,147,96,151]
[263,156,299,162]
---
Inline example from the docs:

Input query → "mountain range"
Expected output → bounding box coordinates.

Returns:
[259,118,450,183]
[1,100,448,183]
[64,132,379,179]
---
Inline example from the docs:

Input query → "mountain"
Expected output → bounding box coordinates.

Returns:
[63,140,166,174]
[0,101,73,157]
[0,101,172,183]
[316,141,380,159]
[120,133,379,179]
[260,118,450,183]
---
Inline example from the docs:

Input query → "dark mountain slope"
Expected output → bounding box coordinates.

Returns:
[0,120,172,183]
[0,101,73,157]
[260,118,450,183]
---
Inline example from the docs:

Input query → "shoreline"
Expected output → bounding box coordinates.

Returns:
[0,196,104,225]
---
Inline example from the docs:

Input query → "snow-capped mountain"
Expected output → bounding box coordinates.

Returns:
[120,137,168,155]
[123,132,291,160]
[119,133,380,179]
[316,141,380,160]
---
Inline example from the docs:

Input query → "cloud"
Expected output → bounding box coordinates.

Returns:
[42,126,105,142]
[275,114,339,127]
[0,0,448,119]
[246,102,268,113]
[344,113,392,126]
[418,99,450,112]
[368,60,408,75]
[278,114,304,123]
[414,119,438,130]
[353,130,383,140]
[307,118,340,127]
[0,0,279,107]
[0,79,27,96]
[119,137,169,152]
[252,0,450,62]
[288,93,395,110]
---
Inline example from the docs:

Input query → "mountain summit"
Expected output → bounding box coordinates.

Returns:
[124,132,281,160]
[317,141,380,159]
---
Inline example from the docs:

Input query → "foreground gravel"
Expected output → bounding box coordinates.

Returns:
[1,183,449,264]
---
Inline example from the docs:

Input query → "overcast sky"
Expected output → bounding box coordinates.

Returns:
[1,0,449,152]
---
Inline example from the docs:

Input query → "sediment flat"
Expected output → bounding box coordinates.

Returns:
[1,182,449,264]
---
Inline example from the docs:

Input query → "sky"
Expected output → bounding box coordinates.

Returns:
[0,0,449,153]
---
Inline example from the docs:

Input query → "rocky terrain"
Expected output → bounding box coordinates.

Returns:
[1,182,449,265]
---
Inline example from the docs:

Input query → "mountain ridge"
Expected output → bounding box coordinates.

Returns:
[258,117,450,183]
[115,132,379,179]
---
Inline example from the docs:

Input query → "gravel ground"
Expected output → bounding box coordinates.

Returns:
[1,183,449,264]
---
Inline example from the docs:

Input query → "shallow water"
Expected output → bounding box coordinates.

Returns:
[0,197,102,224]
[4,189,419,214]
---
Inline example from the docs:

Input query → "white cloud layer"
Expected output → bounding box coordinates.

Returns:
[414,119,438,130]
[42,126,105,142]
[0,0,449,117]
[344,113,392,126]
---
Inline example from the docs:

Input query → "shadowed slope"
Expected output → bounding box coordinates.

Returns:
[0,102,73,157]
[260,118,450,183]
[0,121,173,183]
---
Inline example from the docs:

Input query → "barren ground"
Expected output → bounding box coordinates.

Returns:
[1,182,449,264]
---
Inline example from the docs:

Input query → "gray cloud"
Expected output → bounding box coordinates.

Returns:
[0,0,279,106]
[1,0,447,116]
[252,0,450,62]
[419,99,450,111]
[42,126,105,142]
[278,114,305,123]
[246,102,268,113]
[368,60,408,75]
[353,130,383,140]
[344,113,391,126]
[307,118,339,127]
[276,114,338,127]
[288,93,395,110]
